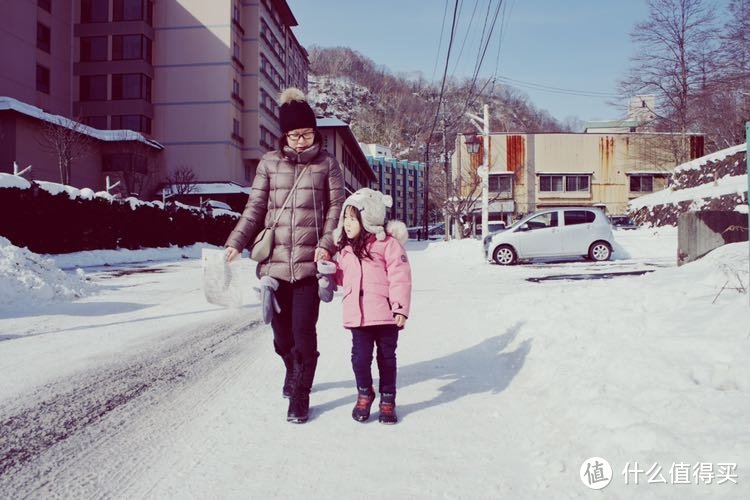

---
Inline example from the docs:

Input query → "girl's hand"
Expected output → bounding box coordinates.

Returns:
[394,314,407,328]
[225,247,240,262]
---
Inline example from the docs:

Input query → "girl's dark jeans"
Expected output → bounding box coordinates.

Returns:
[350,324,399,394]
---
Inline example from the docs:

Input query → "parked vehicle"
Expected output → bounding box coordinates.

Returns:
[473,221,507,239]
[407,223,445,240]
[484,207,615,265]
[609,215,638,230]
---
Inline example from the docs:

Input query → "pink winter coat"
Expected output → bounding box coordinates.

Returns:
[336,234,412,328]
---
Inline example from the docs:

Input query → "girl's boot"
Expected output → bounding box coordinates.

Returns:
[351,386,375,422]
[378,392,398,424]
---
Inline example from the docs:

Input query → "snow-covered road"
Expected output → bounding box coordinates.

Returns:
[1,229,748,499]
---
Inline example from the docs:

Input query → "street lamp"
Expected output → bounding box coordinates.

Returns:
[465,104,490,247]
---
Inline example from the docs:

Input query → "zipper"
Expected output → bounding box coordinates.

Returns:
[357,255,364,326]
[289,165,300,282]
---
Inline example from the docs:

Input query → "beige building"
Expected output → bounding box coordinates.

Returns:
[0,0,353,203]
[453,132,705,226]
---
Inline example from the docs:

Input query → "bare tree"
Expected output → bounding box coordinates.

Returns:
[166,165,198,196]
[36,116,94,185]
[103,132,160,197]
[619,0,719,161]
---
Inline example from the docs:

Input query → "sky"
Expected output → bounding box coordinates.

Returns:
[1,226,749,498]
[286,0,654,124]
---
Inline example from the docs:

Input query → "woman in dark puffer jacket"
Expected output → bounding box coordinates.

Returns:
[225,88,344,423]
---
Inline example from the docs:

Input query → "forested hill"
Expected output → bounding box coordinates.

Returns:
[305,46,568,161]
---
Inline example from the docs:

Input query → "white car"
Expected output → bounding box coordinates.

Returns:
[484,207,615,265]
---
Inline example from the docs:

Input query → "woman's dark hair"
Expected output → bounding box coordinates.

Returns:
[337,205,373,260]
[277,129,322,151]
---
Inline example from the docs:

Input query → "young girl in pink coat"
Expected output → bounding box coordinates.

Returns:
[331,188,412,424]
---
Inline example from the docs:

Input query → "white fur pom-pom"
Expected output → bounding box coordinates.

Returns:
[386,220,408,244]
[279,87,306,105]
[382,194,393,208]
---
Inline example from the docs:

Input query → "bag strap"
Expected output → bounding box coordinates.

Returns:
[269,164,310,229]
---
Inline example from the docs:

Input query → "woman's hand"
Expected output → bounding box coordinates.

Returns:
[314,247,331,262]
[394,314,407,328]
[225,246,240,262]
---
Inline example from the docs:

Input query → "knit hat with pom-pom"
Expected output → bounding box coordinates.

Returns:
[278,87,317,134]
[333,188,394,243]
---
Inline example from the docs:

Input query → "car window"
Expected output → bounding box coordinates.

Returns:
[526,211,558,230]
[564,210,595,226]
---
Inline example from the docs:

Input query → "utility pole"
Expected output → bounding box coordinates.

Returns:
[422,144,429,240]
[466,104,490,246]
[441,113,450,239]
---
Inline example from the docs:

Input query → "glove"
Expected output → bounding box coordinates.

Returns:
[316,260,337,303]
[255,276,281,324]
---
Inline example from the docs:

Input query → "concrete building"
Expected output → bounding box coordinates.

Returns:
[316,118,375,194]
[364,148,426,227]
[452,131,705,229]
[0,0,340,203]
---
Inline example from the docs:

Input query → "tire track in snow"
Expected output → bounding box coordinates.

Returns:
[0,314,265,497]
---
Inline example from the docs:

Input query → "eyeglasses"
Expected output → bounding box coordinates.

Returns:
[286,131,315,142]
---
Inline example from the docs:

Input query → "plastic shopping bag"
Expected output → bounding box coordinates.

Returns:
[202,248,244,308]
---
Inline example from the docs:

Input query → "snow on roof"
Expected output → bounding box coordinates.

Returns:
[629,174,747,210]
[316,117,349,128]
[0,96,163,150]
[158,182,251,195]
[674,143,746,173]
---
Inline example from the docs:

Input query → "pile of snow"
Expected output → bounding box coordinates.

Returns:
[0,237,96,310]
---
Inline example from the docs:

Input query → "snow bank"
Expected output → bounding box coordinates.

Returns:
[0,237,96,310]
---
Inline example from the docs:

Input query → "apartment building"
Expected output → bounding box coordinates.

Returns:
[452,132,705,230]
[0,0,324,199]
[361,144,425,227]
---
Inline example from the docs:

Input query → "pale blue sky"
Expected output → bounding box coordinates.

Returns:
[286,0,653,123]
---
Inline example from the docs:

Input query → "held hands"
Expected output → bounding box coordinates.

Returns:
[314,247,331,262]
[394,313,407,328]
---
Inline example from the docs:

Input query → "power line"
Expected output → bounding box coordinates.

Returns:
[431,0,450,82]
[494,75,623,98]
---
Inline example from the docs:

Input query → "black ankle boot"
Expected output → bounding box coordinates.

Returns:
[351,386,375,422]
[378,392,398,424]
[287,394,310,423]
[286,354,318,424]
[282,353,294,398]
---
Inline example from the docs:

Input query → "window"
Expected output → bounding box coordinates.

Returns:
[539,174,590,193]
[113,0,153,24]
[564,210,596,226]
[111,114,151,133]
[37,22,51,53]
[113,35,152,62]
[565,175,589,192]
[80,36,108,61]
[112,73,151,101]
[83,116,108,129]
[629,175,654,192]
[36,64,50,93]
[526,211,558,230]
[105,153,147,173]
[488,175,512,193]
[233,119,240,136]
[233,42,241,60]
[38,0,51,13]
[539,175,563,192]
[81,0,108,22]
[79,74,107,100]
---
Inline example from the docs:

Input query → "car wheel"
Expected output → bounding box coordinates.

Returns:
[588,241,612,261]
[493,245,517,265]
